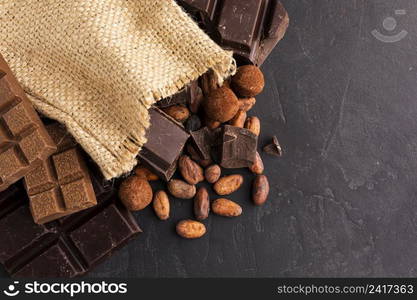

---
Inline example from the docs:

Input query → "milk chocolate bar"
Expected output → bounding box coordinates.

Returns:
[0,171,141,278]
[0,55,56,191]
[178,0,289,65]
[24,123,97,224]
[139,108,189,181]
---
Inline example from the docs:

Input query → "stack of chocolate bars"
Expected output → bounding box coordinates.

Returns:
[0,0,288,278]
[0,54,141,278]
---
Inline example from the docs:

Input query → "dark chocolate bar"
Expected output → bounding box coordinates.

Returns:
[220,125,258,168]
[178,0,289,66]
[0,172,141,278]
[139,108,189,181]
[24,124,97,224]
[0,55,56,191]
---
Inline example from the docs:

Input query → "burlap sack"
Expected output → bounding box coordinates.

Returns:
[0,0,235,179]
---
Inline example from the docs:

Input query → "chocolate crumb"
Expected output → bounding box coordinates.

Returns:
[263,136,283,157]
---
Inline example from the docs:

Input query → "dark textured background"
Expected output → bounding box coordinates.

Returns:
[3,0,417,278]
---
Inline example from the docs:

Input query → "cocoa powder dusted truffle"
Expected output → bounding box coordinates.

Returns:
[231,65,265,97]
[203,86,239,123]
[119,176,153,211]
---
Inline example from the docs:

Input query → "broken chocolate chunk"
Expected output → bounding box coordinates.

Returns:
[177,0,289,66]
[263,135,283,157]
[189,127,221,161]
[138,108,189,181]
[220,125,258,168]
[185,114,202,132]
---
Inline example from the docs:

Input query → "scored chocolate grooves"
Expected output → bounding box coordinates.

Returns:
[0,186,57,275]
[0,55,56,192]
[0,168,141,278]
[177,0,288,66]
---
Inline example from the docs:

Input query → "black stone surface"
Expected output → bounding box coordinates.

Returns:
[2,0,417,278]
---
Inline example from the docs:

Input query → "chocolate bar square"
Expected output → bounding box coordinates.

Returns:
[13,242,81,278]
[2,102,33,135]
[0,148,26,175]
[61,178,95,210]
[70,204,138,265]
[0,55,56,191]
[53,148,84,182]
[24,124,97,224]
[30,188,67,222]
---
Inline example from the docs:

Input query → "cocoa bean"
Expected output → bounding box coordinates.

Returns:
[194,187,210,221]
[213,174,243,195]
[252,175,269,206]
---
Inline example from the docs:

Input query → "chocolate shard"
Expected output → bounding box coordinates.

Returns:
[263,135,283,157]
[139,108,189,181]
[189,127,218,160]
[188,81,204,113]
[0,170,141,278]
[24,123,97,224]
[177,0,289,66]
[0,54,56,192]
[185,114,202,132]
[157,80,199,108]
[220,125,257,168]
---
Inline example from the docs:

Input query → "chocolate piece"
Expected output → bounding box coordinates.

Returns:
[0,172,141,278]
[263,135,283,157]
[220,125,257,168]
[185,114,202,132]
[177,0,289,66]
[0,55,56,191]
[190,127,220,160]
[24,123,97,224]
[139,108,189,181]
[157,80,199,108]
[188,83,204,113]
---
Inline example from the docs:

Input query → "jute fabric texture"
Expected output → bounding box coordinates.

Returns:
[0,0,235,179]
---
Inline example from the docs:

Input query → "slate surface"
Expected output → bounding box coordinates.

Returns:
[2,0,417,278]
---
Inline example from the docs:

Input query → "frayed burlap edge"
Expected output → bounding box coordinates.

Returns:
[27,53,236,180]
